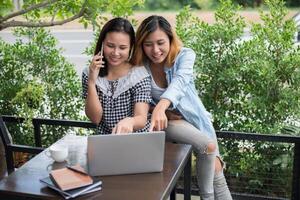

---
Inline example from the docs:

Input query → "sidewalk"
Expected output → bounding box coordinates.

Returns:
[47,10,298,30]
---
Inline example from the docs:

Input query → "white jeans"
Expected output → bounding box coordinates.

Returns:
[165,120,232,200]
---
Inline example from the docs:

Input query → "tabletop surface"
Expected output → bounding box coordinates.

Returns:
[0,135,192,200]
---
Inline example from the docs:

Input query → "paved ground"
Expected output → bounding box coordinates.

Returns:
[44,10,298,29]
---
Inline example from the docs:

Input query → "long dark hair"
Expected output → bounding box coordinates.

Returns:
[94,17,135,77]
[133,15,181,67]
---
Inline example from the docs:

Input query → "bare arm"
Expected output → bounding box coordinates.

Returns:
[85,53,104,124]
[112,102,149,134]
[149,99,171,131]
[85,81,103,124]
[132,102,150,130]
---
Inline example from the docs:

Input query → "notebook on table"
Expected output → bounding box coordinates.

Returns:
[50,165,93,191]
[40,176,101,199]
[40,165,102,199]
[87,131,166,176]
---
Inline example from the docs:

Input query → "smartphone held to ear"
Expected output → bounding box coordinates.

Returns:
[99,43,103,57]
[98,43,104,76]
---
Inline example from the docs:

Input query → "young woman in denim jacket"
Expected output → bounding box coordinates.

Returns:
[133,15,232,200]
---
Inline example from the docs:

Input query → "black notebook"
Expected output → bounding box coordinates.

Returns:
[40,176,102,199]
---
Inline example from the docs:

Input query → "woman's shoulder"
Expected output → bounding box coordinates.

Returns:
[177,47,196,60]
[128,65,150,79]
[115,66,150,96]
[170,47,196,69]
[119,66,150,86]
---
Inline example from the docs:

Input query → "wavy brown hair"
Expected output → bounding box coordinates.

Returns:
[133,15,182,67]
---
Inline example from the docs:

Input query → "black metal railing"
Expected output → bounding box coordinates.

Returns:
[176,131,300,200]
[1,115,299,200]
[217,131,300,200]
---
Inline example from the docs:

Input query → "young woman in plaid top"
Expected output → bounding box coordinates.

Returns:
[82,18,151,135]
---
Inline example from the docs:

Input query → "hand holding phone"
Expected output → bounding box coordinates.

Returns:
[89,43,105,82]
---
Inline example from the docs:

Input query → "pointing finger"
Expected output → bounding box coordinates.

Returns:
[149,123,154,132]
[112,127,116,134]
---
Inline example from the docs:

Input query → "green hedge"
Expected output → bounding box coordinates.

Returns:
[0,28,85,146]
[176,0,300,197]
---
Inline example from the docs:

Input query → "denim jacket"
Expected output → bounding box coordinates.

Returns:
[147,47,216,138]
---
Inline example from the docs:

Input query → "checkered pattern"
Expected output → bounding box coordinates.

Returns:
[82,73,152,134]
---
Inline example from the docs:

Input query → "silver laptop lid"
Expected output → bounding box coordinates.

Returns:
[87,131,165,176]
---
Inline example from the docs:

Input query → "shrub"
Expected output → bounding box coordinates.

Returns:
[176,0,300,135]
[0,28,84,146]
[176,0,300,197]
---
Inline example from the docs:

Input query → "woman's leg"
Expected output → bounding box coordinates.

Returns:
[165,120,216,200]
[214,158,232,200]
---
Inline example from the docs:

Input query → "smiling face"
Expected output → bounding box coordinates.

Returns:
[103,31,131,68]
[142,28,170,65]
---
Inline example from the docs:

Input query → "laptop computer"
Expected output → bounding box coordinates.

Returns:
[87,131,165,176]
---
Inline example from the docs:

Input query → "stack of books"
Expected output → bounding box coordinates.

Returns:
[40,164,102,199]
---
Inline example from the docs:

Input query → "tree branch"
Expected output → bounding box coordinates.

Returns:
[0,0,88,31]
[1,0,59,23]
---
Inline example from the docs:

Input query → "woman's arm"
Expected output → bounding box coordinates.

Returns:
[112,75,152,134]
[83,54,104,124]
[112,102,149,134]
[85,81,103,124]
[150,49,194,131]
[160,48,196,108]
[149,99,170,131]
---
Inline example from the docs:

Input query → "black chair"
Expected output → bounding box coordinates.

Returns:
[0,116,44,174]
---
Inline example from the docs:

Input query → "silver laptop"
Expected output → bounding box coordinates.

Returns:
[87,131,165,176]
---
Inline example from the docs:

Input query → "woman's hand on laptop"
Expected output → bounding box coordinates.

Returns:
[112,117,134,134]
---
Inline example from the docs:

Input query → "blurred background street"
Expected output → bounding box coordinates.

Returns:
[1,11,297,76]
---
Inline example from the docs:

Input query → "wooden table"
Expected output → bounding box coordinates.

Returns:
[0,136,192,200]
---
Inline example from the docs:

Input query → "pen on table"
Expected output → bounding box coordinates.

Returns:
[66,165,88,175]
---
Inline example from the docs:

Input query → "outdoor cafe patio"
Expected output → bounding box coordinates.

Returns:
[0,115,299,200]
